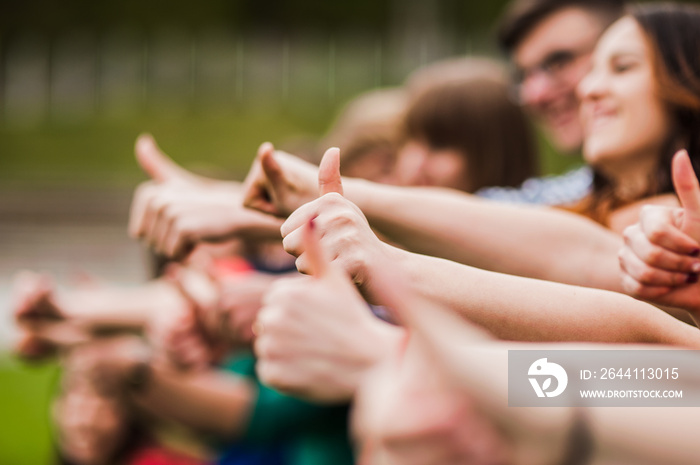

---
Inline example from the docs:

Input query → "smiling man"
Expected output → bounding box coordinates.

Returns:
[476,0,625,205]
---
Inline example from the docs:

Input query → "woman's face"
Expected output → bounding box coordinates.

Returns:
[395,139,471,191]
[578,17,672,173]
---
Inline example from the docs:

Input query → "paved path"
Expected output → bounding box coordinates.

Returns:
[0,188,149,349]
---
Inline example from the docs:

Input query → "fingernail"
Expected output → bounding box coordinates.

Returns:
[690,249,700,257]
[692,263,700,273]
[687,273,698,284]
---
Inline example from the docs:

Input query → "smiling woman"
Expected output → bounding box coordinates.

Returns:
[568,3,700,228]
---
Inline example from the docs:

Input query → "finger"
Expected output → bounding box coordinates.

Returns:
[164,219,187,260]
[128,181,157,238]
[156,212,178,257]
[620,273,673,300]
[280,201,318,238]
[149,203,175,255]
[244,143,287,216]
[300,218,330,277]
[141,191,176,250]
[673,149,700,212]
[318,147,343,196]
[134,133,186,183]
[618,245,692,286]
[638,206,700,255]
[672,149,700,237]
[624,224,700,273]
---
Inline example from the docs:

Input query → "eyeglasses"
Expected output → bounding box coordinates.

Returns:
[511,46,593,104]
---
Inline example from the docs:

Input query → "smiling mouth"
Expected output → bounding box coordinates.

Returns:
[587,112,617,132]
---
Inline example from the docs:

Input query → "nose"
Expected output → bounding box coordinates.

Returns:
[577,68,606,102]
[519,71,555,107]
[397,142,429,186]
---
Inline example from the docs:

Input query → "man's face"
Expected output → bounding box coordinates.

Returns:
[513,7,606,154]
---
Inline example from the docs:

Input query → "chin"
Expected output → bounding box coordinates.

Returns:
[582,143,618,168]
[547,124,584,155]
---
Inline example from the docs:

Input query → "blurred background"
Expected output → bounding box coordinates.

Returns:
[0,0,617,462]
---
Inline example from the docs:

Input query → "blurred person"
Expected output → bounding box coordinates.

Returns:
[395,57,538,192]
[499,0,624,154]
[27,87,421,465]
[472,0,625,206]
[240,0,699,299]
[319,87,406,185]
[264,0,700,321]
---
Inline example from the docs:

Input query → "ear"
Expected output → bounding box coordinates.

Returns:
[318,147,343,196]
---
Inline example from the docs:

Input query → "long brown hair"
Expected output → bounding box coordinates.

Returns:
[402,59,539,192]
[572,3,700,224]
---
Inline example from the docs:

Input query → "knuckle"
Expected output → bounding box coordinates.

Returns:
[637,267,657,283]
[645,247,664,264]
[647,226,668,245]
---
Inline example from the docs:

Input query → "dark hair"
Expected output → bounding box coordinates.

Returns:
[498,0,625,53]
[402,67,539,192]
[572,3,700,224]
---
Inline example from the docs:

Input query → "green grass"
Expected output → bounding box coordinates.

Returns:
[0,354,60,465]
[0,104,334,189]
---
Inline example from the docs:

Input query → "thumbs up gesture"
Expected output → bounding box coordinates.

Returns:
[619,150,700,315]
[352,260,574,465]
[242,142,323,217]
[128,135,282,259]
[253,213,403,403]
[280,148,400,295]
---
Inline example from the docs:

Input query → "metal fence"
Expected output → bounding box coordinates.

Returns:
[0,27,488,127]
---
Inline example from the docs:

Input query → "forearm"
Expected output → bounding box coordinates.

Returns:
[57,280,182,330]
[382,248,700,347]
[132,365,256,438]
[587,407,700,465]
[345,179,623,291]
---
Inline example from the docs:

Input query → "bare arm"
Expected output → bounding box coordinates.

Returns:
[389,246,700,347]
[345,179,624,290]
[132,364,256,438]
[279,156,700,347]
[242,148,626,290]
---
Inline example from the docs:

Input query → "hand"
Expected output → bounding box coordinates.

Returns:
[352,262,509,465]
[280,147,400,296]
[254,216,401,403]
[218,270,276,346]
[352,260,572,465]
[150,265,225,371]
[129,134,278,259]
[11,271,90,360]
[619,150,700,314]
[242,142,320,217]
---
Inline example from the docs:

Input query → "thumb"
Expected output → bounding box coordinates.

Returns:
[135,133,186,183]
[318,147,343,196]
[672,149,700,234]
[301,217,333,278]
[259,142,284,188]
